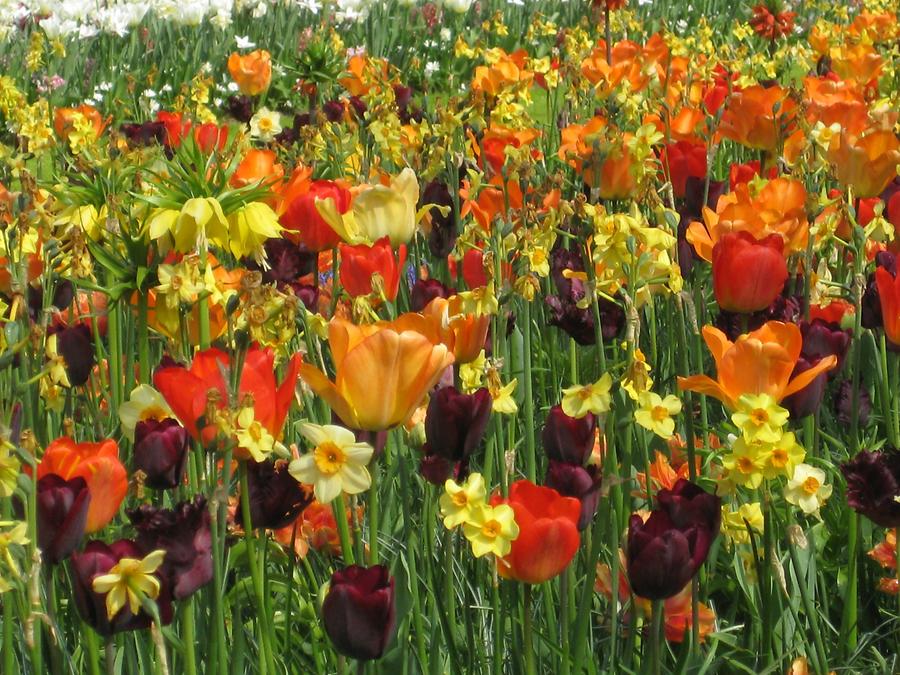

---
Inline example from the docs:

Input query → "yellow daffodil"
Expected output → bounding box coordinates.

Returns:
[634,392,682,439]
[0,439,19,498]
[289,423,374,503]
[731,393,789,444]
[234,406,276,462]
[45,334,71,387]
[91,549,166,620]
[0,521,29,577]
[460,350,487,392]
[439,473,487,529]
[462,503,519,558]
[784,464,832,516]
[490,378,519,414]
[621,349,653,401]
[762,431,805,480]
[720,503,764,545]
[118,385,175,441]
[722,438,769,489]
[249,107,282,141]
[561,373,613,418]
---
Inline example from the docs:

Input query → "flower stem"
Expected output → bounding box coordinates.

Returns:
[523,584,537,675]
[334,493,355,565]
[649,600,664,675]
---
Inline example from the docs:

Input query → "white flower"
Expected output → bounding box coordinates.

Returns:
[443,0,473,13]
[289,423,373,503]
[249,108,282,141]
[235,35,256,49]
[784,464,833,516]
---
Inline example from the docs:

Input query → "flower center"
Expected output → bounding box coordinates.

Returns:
[750,408,769,425]
[737,456,755,474]
[771,448,788,467]
[451,491,468,507]
[802,476,821,495]
[651,405,668,422]
[314,442,346,475]
[481,519,502,539]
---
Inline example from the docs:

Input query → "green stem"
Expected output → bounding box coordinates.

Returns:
[839,510,859,657]
[522,299,536,481]
[786,523,828,675]
[181,598,197,675]
[137,292,150,384]
[334,494,355,565]
[368,461,379,564]
[523,584,537,675]
[649,600,664,675]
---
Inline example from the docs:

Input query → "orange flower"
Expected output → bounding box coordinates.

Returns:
[875,267,900,348]
[298,313,454,431]
[338,237,405,301]
[471,49,533,97]
[559,116,635,199]
[227,50,272,96]
[634,451,694,496]
[749,4,796,40]
[718,85,796,152]
[677,322,838,409]
[339,54,390,97]
[155,111,191,148]
[687,177,808,261]
[421,296,491,364]
[279,173,351,251]
[193,122,229,154]
[37,438,127,533]
[712,231,788,313]
[53,105,108,141]
[829,44,883,88]
[491,480,581,584]
[459,176,525,232]
[230,149,284,189]
[480,125,542,175]
[828,127,900,198]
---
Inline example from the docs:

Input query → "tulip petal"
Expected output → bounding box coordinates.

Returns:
[298,363,360,429]
[782,354,838,399]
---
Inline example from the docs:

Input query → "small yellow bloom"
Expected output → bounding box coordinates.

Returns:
[91,549,166,620]
[45,334,71,388]
[234,407,276,462]
[634,392,682,439]
[439,473,486,529]
[784,464,832,516]
[118,385,174,441]
[722,438,769,489]
[462,503,519,558]
[561,373,613,418]
[721,503,764,545]
[289,423,373,503]
[762,431,805,480]
[731,393,789,444]
[459,350,487,392]
[490,378,518,415]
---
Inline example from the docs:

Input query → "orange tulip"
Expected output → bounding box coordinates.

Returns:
[230,149,284,189]
[53,105,107,141]
[471,49,533,97]
[712,231,787,313]
[280,177,351,251]
[678,322,838,409]
[718,85,796,152]
[559,116,636,199]
[480,125,541,175]
[298,313,455,430]
[876,267,900,348]
[227,50,272,96]
[37,438,127,533]
[828,128,900,198]
[156,111,191,148]
[422,296,491,364]
[491,480,581,584]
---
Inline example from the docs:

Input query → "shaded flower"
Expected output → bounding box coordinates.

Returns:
[840,450,900,527]
[321,565,397,661]
[36,474,90,564]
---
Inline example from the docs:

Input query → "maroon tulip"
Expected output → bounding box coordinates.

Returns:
[410,278,453,312]
[322,564,397,661]
[37,474,90,564]
[542,406,597,466]
[424,387,492,463]
[840,450,900,527]
[70,539,173,635]
[544,461,602,530]
[783,319,852,418]
[54,325,95,386]
[133,418,190,490]
[237,459,313,530]
[626,479,720,600]
[128,496,213,600]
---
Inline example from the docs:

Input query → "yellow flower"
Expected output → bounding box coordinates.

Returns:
[460,350,487,392]
[118,385,174,441]
[462,503,519,558]
[439,473,486,529]
[45,334,71,387]
[762,431,805,480]
[0,521,29,579]
[147,197,229,253]
[155,260,204,310]
[561,373,613,418]
[91,550,166,620]
[784,464,832,516]
[226,202,282,260]
[490,378,518,415]
[633,392,682,439]
[621,349,653,401]
[234,406,276,462]
[289,423,373,503]
[731,393,789,444]
[0,438,19,498]
[722,438,769,489]
[721,503,764,545]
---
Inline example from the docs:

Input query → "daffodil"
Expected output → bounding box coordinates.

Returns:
[234,406,276,462]
[634,392,682,439]
[91,549,166,620]
[561,373,613,418]
[731,393,789,444]
[289,423,374,503]
[0,520,29,578]
[762,431,805,479]
[722,438,768,489]
[721,503,764,545]
[440,473,487,529]
[45,334,71,387]
[118,385,175,441]
[0,439,19,498]
[249,107,282,141]
[490,378,518,414]
[784,464,832,516]
[462,503,519,558]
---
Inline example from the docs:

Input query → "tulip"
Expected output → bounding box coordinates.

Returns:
[120,120,166,147]
[230,149,284,189]
[71,539,173,635]
[225,94,254,123]
[421,387,492,477]
[321,564,397,661]
[132,418,190,490]
[840,450,900,527]
[626,479,720,600]
[53,105,107,142]
[659,141,707,199]
[36,474,90,564]
[280,179,351,251]
[491,480,581,584]
[544,461,602,530]
[678,322,838,409]
[862,252,897,330]
[829,128,900,198]
[712,231,788,313]
[719,84,796,152]
[298,314,454,431]
[50,325,95,387]
[421,296,491,364]
[833,379,871,427]
[37,438,127,533]
[128,496,213,600]
[542,406,597,465]
[227,50,272,96]
[876,266,900,348]
[339,237,406,301]
[194,123,229,154]
[410,279,453,312]
[422,180,457,258]
[236,459,313,530]
[154,344,301,447]
[155,111,191,148]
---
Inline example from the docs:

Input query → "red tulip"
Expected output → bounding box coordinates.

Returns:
[660,141,707,199]
[193,122,229,154]
[155,111,191,148]
[712,231,787,313]
[338,236,406,301]
[281,180,351,251]
[491,480,581,583]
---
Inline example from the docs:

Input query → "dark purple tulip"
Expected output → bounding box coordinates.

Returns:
[71,539,173,635]
[120,121,167,146]
[424,386,492,463]
[236,459,313,530]
[128,496,213,600]
[322,564,396,661]
[545,296,596,346]
[55,325,94,386]
[225,95,254,123]
[322,99,345,122]
[782,357,828,419]
[28,280,74,321]
[421,180,457,258]
[252,238,317,287]
[801,319,851,369]
[542,406,597,466]
[626,479,720,600]
[37,474,90,564]
[133,418,190,490]
[419,454,455,485]
[840,450,900,527]
[833,379,871,426]
[348,96,367,120]
[545,461,602,530]
[392,84,413,110]
[410,278,453,312]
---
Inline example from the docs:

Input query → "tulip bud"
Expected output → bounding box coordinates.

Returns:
[54,325,95,387]
[424,386,492,464]
[36,474,90,564]
[542,406,597,465]
[544,461,602,530]
[236,459,313,531]
[840,450,900,528]
[133,418,190,490]
[321,565,397,661]
[410,278,453,312]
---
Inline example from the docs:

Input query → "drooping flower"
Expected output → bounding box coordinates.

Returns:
[288,423,373,503]
[321,564,397,661]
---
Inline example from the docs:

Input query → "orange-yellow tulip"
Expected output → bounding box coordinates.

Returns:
[678,322,837,409]
[298,314,455,430]
[718,85,796,153]
[422,296,491,364]
[828,128,900,198]
[227,50,272,96]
